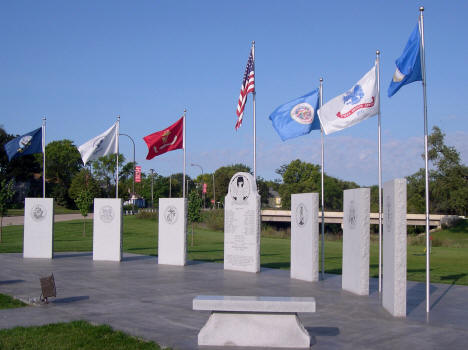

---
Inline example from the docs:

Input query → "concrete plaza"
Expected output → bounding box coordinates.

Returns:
[0,252,466,349]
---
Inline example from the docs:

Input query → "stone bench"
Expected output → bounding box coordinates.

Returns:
[193,295,316,348]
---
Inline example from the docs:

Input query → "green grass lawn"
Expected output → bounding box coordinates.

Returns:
[0,321,166,350]
[6,205,80,216]
[0,216,467,286]
[0,293,27,310]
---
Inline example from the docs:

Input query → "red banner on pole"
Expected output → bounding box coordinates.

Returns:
[203,183,207,194]
[135,166,141,183]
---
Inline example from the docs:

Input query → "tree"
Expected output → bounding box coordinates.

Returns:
[1,127,42,199]
[40,140,83,207]
[91,154,125,197]
[256,177,270,207]
[214,164,251,205]
[406,126,468,215]
[276,159,358,210]
[135,171,171,208]
[0,179,15,242]
[187,190,202,247]
[69,168,101,202]
[75,189,93,236]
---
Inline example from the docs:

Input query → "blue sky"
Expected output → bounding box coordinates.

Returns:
[1,0,467,185]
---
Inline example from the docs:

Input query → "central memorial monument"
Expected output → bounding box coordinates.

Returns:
[224,172,260,273]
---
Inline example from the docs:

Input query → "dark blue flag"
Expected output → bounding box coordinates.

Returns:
[4,127,43,161]
[269,89,320,141]
[388,24,422,97]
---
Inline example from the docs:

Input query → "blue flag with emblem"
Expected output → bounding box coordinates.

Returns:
[4,127,43,161]
[269,89,320,141]
[388,23,422,97]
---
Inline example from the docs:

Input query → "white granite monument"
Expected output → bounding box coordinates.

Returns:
[383,178,407,317]
[93,198,122,262]
[291,193,319,282]
[23,198,54,259]
[224,172,261,273]
[342,188,370,295]
[158,198,187,266]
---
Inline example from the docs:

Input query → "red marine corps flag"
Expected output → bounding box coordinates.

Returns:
[143,117,183,160]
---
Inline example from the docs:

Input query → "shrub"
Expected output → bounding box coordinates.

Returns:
[200,209,224,231]
[136,210,158,220]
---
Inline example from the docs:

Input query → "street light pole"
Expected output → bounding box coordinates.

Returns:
[190,163,204,209]
[119,133,136,197]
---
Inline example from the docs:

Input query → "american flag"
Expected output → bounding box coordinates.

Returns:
[235,47,255,130]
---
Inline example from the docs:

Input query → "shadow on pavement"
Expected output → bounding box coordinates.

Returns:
[53,252,92,259]
[52,296,90,304]
[0,279,25,285]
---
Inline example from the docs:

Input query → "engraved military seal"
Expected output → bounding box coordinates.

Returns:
[347,200,357,229]
[295,202,308,227]
[99,205,114,223]
[30,204,47,222]
[164,205,178,224]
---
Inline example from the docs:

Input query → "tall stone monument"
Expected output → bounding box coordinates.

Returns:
[158,198,187,266]
[23,198,54,259]
[342,188,370,295]
[93,198,122,262]
[383,178,407,317]
[224,172,260,273]
[291,193,319,282]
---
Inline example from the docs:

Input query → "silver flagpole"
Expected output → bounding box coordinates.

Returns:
[116,115,120,198]
[42,116,46,198]
[419,6,430,314]
[376,50,383,294]
[319,78,325,280]
[252,41,256,182]
[183,109,187,198]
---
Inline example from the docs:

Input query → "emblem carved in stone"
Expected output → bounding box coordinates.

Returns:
[230,175,250,205]
[99,205,114,223]
[385,195,392,229]
[295,203,308,227]
[30,204,47,222]
[347,200,357,229]
[164,205,178,224]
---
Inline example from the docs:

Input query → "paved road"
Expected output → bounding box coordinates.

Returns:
[2,214,93,226]
[0,253,466,349]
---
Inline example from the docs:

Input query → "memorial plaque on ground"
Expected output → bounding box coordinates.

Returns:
[158,198,187,266]
[383,178,407,317]
[224,172,260,273]
[93,198,122,262]
[23,198,54,259]
[342,188,370,295]
[291,193,319,282]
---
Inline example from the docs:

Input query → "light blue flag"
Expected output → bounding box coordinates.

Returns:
[269,89,320,141]
[4,127,42,161]
[388,24,422,97]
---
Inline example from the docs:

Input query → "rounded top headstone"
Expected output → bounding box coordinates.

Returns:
[228,172,257,205]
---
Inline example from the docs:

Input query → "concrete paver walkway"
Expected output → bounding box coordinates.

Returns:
[0,253,466,349]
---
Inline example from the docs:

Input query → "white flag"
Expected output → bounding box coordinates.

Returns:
[78,122,118,165]
[318,66,379,135]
